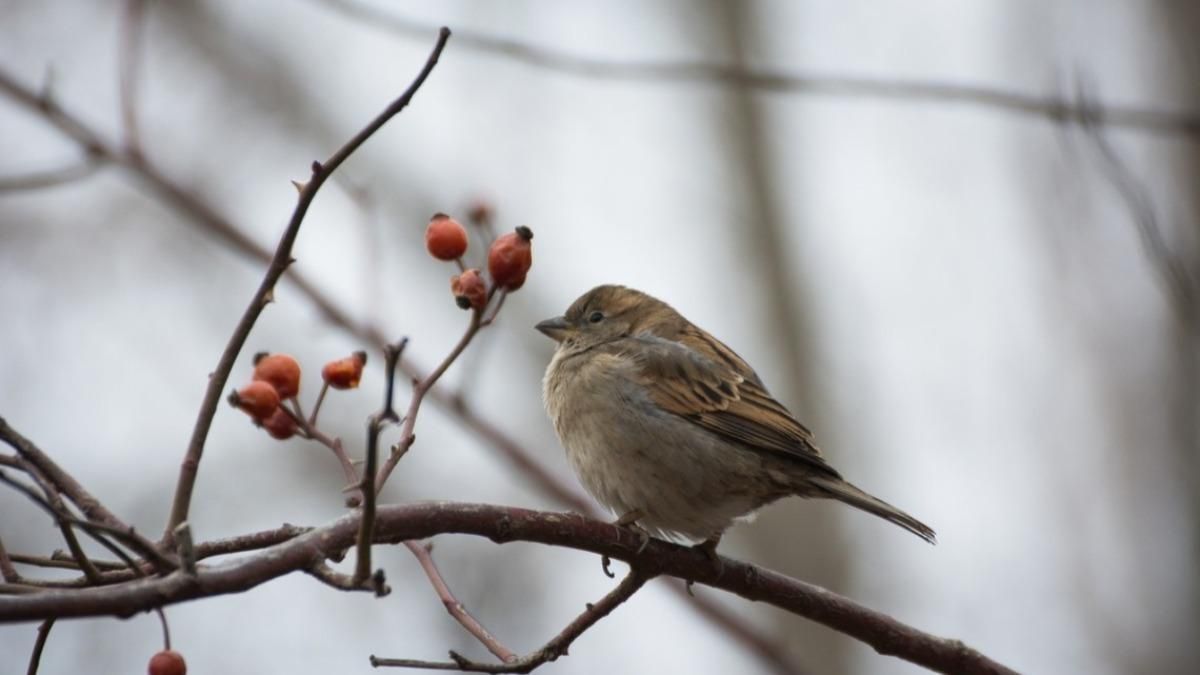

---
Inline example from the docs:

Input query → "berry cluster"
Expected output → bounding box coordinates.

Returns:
[425,212,534,311]
[228,351,366,440]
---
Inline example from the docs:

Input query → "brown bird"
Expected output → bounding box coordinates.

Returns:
[537,285,935,555]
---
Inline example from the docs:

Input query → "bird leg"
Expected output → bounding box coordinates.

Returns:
[613,509,651,554]
[693,535,724,577]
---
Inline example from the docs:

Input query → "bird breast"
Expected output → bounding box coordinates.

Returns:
[542,347,771,541]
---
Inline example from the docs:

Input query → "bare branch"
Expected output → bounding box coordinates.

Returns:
[316,0,1200,140]
[374,567,649,673]
[377,308,485,491]
[403,540,518,665]
[1077,85,1197,320]
[118,0,148,155]
[0,159,102,193]
[305,561,389,596]
[0,418,140,536]
[25,619,54,675]
[0,503,1016,675]
[356,340,407,583]
[161,26,453,542]
[0,538,19,583]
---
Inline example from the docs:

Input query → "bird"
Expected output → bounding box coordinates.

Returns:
[537,284,935,556]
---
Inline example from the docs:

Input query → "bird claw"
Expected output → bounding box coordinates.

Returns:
[600,555,615,578]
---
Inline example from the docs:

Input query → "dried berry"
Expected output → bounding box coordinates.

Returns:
[252,352,301,399]
[322,351,367,390]
[451,268,488,311]
[425,213,468,261]
[487,226,533,291]
[228,381,280,420]
[148,650,187,675]
[261,408,298,440]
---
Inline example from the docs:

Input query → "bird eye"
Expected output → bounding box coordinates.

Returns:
[588,311,604,324]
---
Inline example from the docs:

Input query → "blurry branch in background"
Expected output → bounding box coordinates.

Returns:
[0,501,1018,675]
[0,158,102,193]
[1076,83,1199,324]
[0,37,804,675]
[118,0,147,156]
[317,0,1200,140]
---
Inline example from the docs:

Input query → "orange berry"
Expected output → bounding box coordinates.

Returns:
[425,213,468,261]
[487,226,533,291]
[322,351,367,390]
[228,381,280,420]
[451,268,488,311]
[261,408,297,440]
[148,650,186,675]
[252,353,301,399]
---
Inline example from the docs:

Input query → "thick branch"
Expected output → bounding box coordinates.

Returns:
[0,503,1016,675]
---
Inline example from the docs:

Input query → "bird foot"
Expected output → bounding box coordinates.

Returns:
[693,536,724,578]
[612,510,651,554]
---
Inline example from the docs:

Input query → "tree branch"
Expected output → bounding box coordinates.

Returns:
[403,540,518,665]
[161,26,452,542]
[315,0,1200,140]
[0,502,1016,675]
[373,567,649,673]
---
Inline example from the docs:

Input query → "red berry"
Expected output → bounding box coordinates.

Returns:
[228,381,280,420]
[252,353,301,399]
[451,268,488,311]
[322,351,367,390]
[425,213,468,261]
[487,226,533,291]
[148,650,186,675]
[261,408,297,440]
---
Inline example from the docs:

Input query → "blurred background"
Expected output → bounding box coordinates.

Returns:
[1,1,1197,673]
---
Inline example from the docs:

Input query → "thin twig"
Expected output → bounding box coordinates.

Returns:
[355,340,406,583]
[279,402,362,499]
[161,26,452,543]
[25,619,54,675]
[12,457,104,584]
[403,540,518,664]
[0,471,175,574]
[377,309,484,491]
[306,561,390,596]
[1076,83,1197,319]
[309,381,331,426]
[155,607,171,649]
[316,0,1200,140]
[9,553,123,573]
[374,568,648,673]
[0,538,19,582]
[0,159,102,193]
[117,0,147,155]
[0,418,140,536]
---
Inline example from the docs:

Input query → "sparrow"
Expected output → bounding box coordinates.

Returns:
[537,285,935,554]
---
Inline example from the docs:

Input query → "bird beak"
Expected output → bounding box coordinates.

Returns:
[535,316,570,342]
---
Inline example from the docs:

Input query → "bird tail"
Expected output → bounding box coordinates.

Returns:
[809,476,937,544]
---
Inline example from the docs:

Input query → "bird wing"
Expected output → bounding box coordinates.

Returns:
[612,332,839,477]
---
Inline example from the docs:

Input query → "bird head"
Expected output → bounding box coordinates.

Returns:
[536,285,680,352]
